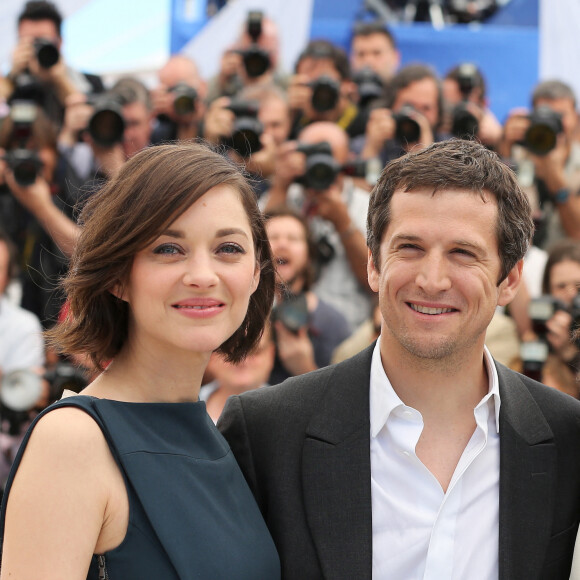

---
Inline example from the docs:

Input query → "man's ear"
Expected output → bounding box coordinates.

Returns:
[367,248,380,293]
[497,259,523,307]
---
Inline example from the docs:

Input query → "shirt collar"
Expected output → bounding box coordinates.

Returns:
[369,339,501,439]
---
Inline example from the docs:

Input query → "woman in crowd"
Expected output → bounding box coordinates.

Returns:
[0,142,280,579]
[536,239,580,398]
[265,206,351,385]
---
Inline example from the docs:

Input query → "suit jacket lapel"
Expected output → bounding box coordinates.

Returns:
[302,346,374,580]
[497,363,557,580]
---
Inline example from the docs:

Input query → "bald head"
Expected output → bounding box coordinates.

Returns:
[158,55,202,89]
[298,122,349,164]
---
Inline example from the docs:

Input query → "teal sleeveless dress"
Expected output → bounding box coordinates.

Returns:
[0,396,280,579]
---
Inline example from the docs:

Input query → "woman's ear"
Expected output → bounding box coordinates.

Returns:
[110,282,127,302]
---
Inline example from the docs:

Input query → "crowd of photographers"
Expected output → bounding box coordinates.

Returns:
[1,0,580,469]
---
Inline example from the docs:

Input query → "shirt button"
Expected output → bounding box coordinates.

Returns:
[401,450,411,457]
[403,410,413,417]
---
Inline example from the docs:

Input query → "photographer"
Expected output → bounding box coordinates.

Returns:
[150,55,207,143]
[6,1,104,129]
[206,12,287,103]
[498,80,580,249]
[357,64,445,164]
[265,207,351,384]
[442,63,502,149]
[57,76,155,190]
[523,239,580,398]
[350,21,400,84]
[288,40,359,137]
[263,121,373,330]
[203,84,291,197]
[0,100,80,326]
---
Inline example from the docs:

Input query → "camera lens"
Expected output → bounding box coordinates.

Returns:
[524,106,563,156]
[242,47,271,79]
[171,83,198,116]
[394,106,421,144]
[88,99,125,147]
[34,39,59,69]
[451,103,479,139]
[310,76,340,113]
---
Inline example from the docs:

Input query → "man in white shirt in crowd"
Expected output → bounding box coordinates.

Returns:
[219,139,580,579]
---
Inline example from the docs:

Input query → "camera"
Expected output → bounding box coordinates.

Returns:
[4,149,43,187]
[529,294,580,342]
[87,93,125,147]
[44,360,88,403]
[393,104,421,144]
[449,63,481,139]
[169,83,198,116]
[239,10,271,79]
[222,99,263,158]
[272,292,309,333]
[3,100,43,186]
[33,38,60,69]
[295,141,340,190]
[341,157,383,186]
[352,67,384,109]
[309,76,340,113]
[522,106,563,156]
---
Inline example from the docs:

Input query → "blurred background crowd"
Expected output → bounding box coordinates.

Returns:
[0,0,579,485]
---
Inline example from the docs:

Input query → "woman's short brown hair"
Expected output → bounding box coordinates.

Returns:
[48,141,275,368]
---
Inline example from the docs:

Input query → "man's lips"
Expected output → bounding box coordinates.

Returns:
[407,302,457,315]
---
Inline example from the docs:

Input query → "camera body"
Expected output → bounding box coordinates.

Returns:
[3,100,43,186]
[86,93,126,147]
[352,67,384,109]
[522,294,580,379]
[222,99,263,158]
[392,104,421,144]
[522,106,563,156]
[272,292,309,333]
[295,141,340,191]
[239,10,271,79]
[309,76,340,113]
[169,83,198,116]
[33,38,59,69]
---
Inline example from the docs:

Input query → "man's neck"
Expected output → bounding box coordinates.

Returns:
[378,335,489,419]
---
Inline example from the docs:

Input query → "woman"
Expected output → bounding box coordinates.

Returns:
[0,142,280,579]
[265,206,351,385]
[535,239,580,398]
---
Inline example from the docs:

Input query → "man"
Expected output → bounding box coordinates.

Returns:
[350,21,400,83]
[8,1,104,127]
[263,121,373,330]
[357,63,445,163]
[288,40,358,137]
[150,55,207,143]
[498,80,580,249]
[206,12,287,103]
[219,139,580,579]
[442,62,502,149]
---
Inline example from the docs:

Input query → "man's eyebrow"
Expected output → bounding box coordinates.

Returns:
[390,234,486,253]
[160,228,250,239]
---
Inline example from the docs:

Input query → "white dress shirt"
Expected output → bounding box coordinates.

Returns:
[370,340,501,579]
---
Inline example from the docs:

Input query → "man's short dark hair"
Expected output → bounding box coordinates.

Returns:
[532,80,577,109]
[367,139,534,284]
[18,1,63,37]
[351,21,397,50]
[295,40,350,81]
[386,63,444,129]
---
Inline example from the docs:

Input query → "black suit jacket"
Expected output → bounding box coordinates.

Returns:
[219,344,580,580]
